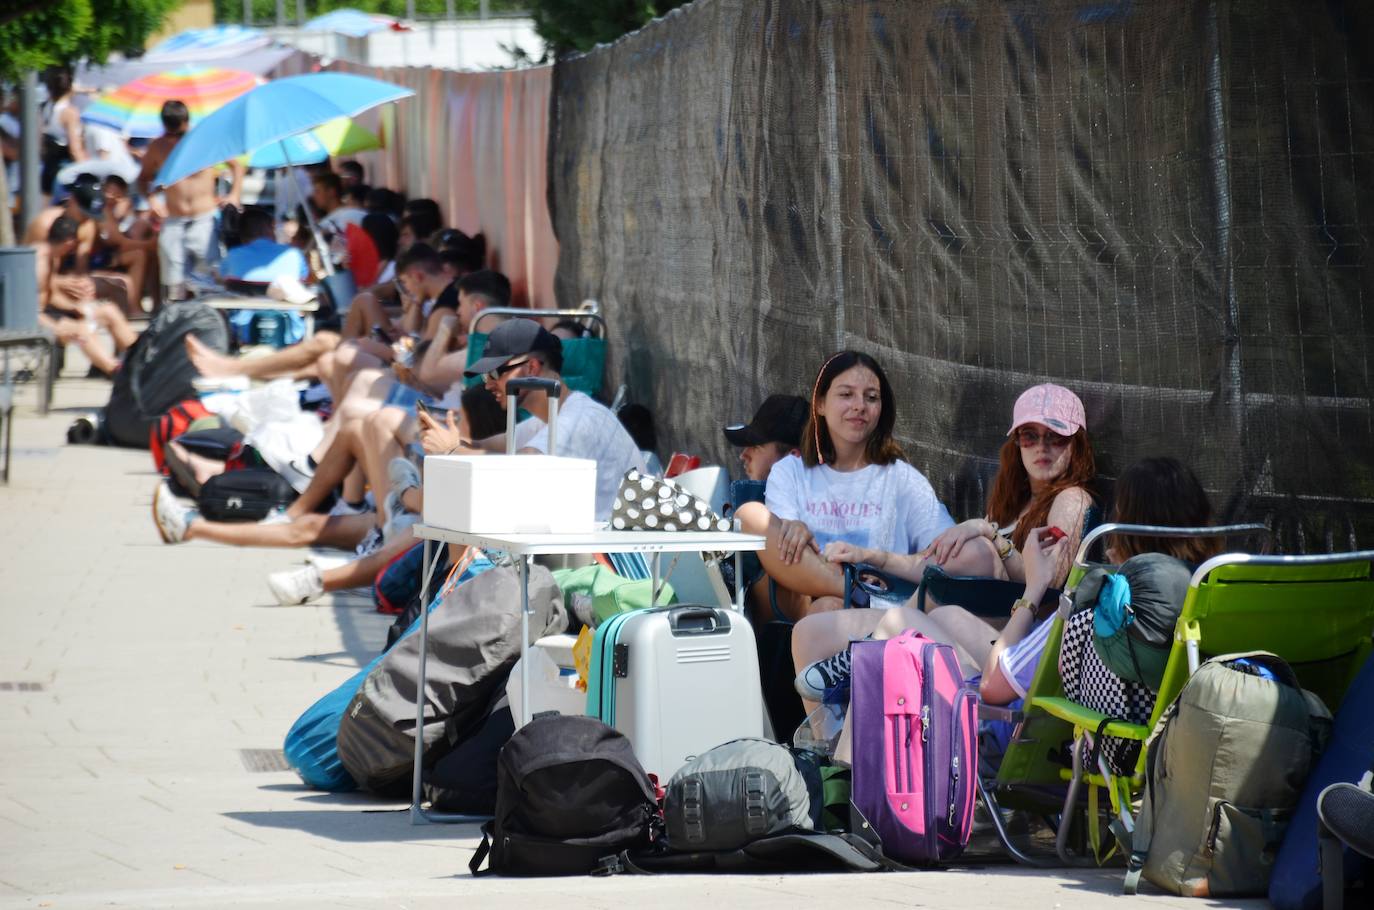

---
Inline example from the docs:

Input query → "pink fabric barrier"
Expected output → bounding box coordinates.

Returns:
[328,61,557,309]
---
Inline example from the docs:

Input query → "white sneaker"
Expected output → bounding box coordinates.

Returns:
[306,550,353,572]
[329,498,370,518]
[258,507,292,526]
[267,564,324,605]
[152,482,194,544]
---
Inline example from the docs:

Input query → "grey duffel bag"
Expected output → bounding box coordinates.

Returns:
[337,563,565,794]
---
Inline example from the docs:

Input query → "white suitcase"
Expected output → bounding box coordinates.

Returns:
[587,605,764,780]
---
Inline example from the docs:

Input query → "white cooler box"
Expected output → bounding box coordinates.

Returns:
[422,454,597,534]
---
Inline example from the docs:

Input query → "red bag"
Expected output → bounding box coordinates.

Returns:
[149,399,212,476]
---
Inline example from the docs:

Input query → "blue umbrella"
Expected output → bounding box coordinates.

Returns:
[304,9,399,38]
[154,72,412,188]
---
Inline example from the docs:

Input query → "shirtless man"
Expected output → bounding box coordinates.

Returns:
[138,100,243,301]
[35,216,139,375]
[26,174,137,314]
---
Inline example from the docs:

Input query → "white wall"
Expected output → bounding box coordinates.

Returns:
[263,17,544,71]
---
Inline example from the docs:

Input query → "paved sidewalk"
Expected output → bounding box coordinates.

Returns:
[0,371,1266,909]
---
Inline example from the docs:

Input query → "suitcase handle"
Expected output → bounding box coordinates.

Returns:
[668,606,727,635]
[503,377,563,455]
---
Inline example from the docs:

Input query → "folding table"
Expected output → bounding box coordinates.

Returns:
[407,524,766,824]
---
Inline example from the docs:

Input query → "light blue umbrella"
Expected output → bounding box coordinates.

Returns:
[153,72,412,188]
[154,72,413,274]
[304,9,399,38]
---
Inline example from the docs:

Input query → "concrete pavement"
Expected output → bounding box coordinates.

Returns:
[0,366,1266,909]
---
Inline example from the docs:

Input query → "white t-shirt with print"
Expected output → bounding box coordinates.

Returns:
[517,391,646,520]
[764,455,953,554]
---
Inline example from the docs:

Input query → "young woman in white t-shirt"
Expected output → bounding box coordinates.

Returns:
[790,383,1098,715]
[736,351,954,622]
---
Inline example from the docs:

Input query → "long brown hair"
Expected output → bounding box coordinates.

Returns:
[1109,457,1221,564]
[800,351,905,469]
[986,430,1097,550]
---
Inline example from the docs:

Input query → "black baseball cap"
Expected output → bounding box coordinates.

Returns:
[724,394,808,448]
[67,173,103,219]
[464,317,562,377]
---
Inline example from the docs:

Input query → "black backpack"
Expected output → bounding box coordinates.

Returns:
[470,715,659,877]
[104,301,228,448]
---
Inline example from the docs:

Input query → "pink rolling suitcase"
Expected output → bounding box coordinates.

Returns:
[850,631,978,864]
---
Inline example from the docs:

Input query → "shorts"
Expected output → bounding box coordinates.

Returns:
[158,211,219,288]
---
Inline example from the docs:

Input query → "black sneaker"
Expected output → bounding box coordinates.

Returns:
[795,647,854,702]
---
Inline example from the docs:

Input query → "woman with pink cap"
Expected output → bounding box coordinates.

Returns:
[790,382,1098,714]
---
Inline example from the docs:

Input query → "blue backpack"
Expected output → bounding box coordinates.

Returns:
[283,555,493,791]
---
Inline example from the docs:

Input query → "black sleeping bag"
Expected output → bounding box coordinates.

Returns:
[104,301,228,448]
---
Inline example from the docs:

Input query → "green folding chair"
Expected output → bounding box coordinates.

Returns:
[1032,544,1374,881]
[979,522,1269,866]
[467,305,607,397]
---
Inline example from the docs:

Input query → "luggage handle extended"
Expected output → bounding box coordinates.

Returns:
[669,605,727,635]
[503,377,562,456]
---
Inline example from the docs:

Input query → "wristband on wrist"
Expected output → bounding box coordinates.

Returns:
[1010,596,1036,617]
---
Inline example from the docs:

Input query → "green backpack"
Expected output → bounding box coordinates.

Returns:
[1125,652,1332,898]
[553,564,675,627]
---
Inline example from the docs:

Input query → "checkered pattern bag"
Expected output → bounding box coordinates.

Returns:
[610,469,732,532]
[1059,608,1157,774]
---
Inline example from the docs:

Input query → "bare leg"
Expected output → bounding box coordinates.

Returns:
[360,406,408,508]
[74,333,120,375]
[92,302,138,351]
[186,330,340,380]
[287,418,366,518]
[168,440,226,485]
[116,248,147,313]
[319,533,413,592]
[736,501,845,621]
[184,511,373,549]
[341,465,366,507]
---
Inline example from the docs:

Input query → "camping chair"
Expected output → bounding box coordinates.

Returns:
[468,304,607,397]
[913,504,1106,620]
[978,522,1270,866]
[1030,541,1374,880]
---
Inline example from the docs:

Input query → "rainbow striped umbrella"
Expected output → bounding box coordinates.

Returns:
[81,67,261,139]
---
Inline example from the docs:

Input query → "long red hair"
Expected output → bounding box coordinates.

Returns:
[986,430,1097,550]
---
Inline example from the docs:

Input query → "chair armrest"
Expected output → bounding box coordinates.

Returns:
[1031,696,1149,741]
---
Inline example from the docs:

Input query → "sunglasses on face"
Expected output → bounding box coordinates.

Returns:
[1015,427,1071,449]
[486,358,529,384]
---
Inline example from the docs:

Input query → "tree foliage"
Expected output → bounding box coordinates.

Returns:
[524,0,688,54]
[0,0,180,82]
[214,0,528,25]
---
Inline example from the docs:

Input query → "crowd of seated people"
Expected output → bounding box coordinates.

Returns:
[21,108,1238,777]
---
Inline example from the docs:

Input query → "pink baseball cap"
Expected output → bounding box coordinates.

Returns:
[1007,383,1086,437]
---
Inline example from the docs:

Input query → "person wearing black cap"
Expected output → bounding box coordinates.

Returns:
[420,318,644,519]
[34,213,141,375]
[724,394,808,483]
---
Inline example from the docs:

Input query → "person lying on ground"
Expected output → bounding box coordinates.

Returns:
[35,215,140,375]
[734,351,954,622]
[241,319,639,605]
[791,455,1220,726]
[151,386,505,612]
[179,242,441,386]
